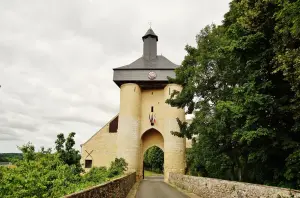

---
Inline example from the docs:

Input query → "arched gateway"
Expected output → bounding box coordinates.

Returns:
[140,128,164,178]
[80,28,186,181]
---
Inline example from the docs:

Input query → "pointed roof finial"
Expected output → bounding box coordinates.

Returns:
[142,27,158,41]
[149,21,152,28]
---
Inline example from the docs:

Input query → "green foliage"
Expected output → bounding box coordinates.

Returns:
[169,0,300,189]
[0,132,127,198]
[108,158,128,178]
[143,146,164,173]
[0,143,82,198]
[83,167,109,183]
[0,153,22,162]
[18,142,35,161]
[55,132,82,174]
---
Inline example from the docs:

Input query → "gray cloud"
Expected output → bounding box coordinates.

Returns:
[0,0,230,152]
[0,135,20,141]
[0,127,22,141]
[44,115,107,127]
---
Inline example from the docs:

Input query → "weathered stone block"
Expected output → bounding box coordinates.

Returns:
[64,172,136,198]
[169,173,300,198]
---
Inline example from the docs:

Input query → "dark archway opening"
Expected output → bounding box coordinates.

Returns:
[143,146,164,178]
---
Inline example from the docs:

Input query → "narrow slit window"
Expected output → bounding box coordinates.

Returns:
[151,106,154,112]
[169,88,170,95]
[85,160,92,168]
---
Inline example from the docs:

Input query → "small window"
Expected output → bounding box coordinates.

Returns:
[169,88,171,95]
[151,106,154,112]
[109,116,118,133]
[85,160,92,168]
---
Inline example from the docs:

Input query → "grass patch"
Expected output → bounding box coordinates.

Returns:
[144,170,163,177]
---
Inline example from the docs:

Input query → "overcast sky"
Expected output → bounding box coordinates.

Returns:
[0,0,231,153]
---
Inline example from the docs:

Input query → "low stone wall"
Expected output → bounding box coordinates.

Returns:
[169,173,300,198]
[65,172,136,198]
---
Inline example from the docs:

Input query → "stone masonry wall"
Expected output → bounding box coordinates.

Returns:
[169,173,300,198]
[64,172,136,198]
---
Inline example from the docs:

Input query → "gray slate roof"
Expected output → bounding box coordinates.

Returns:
[142,28,158,41]
[113,28,179,87]
[113,55,179,70]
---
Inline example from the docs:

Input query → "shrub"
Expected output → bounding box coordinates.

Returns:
[108,158,128,178]
[83,167,109,183]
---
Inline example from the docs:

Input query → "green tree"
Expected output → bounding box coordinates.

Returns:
[0,132,128,198]
[143,146,164,173]
[18,143,35,161]
[55,133,65,153]
[83,167,109,183]
[0,143,82,198]
[108,158,128,178]
[168,0,300,189]
[55,132,82,173]
[0,153,22,162]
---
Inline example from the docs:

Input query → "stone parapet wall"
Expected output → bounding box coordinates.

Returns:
[64,172,136,198]
[169,173,300,198]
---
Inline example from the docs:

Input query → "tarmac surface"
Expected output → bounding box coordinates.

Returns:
[135,176,189,198]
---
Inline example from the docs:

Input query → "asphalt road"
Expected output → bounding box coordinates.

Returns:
[136,176,189,198]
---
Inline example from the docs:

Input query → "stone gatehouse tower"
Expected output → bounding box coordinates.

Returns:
[81,28,186,181]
